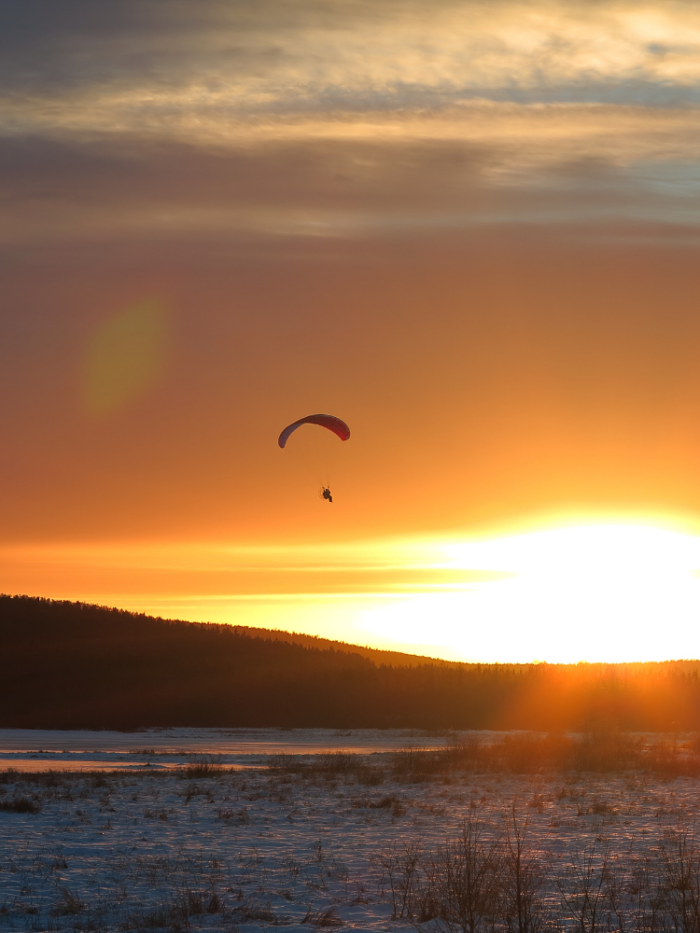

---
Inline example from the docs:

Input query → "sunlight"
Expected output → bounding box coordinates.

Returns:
[5,523,700,664]
[358,524,700,663]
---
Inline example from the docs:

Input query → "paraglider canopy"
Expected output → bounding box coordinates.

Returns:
[278,414,350,449]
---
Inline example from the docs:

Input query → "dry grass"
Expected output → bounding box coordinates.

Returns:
[0,796,41,813]
[370,812,700,932]
[303,905,343,926]
[182,755,226,779]
[391,731,700,781]
[265,733,700,788]
[268,751,385,785]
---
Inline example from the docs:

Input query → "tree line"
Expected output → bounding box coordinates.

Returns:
[2,595,699,731]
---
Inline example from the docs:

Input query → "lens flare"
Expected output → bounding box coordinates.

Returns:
[84,299,167,415]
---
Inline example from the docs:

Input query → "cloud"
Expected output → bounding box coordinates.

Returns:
[1,1,700,241]
[0,0,700,104]
[3,1,700,119]
[0,114,699,248]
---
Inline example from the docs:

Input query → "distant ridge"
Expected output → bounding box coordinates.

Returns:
[229,624,462,668]
[2,594,700,731]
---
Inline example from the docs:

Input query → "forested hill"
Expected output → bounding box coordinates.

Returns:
[2,594,700,731]
[229,624,462,668]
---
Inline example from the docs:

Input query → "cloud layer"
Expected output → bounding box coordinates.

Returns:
[2,0,700,241]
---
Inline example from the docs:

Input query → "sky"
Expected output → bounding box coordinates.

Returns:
[2,0,700,662]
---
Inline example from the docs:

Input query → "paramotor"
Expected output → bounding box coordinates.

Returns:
[277,414,350,449]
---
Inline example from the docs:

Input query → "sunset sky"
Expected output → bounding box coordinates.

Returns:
[3,0,700,662]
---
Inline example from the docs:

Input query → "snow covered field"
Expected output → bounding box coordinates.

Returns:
[1,731,700,931]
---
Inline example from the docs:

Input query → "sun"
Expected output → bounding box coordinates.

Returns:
[358,523,700,663]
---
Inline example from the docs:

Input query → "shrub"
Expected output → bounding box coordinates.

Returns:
[183,756,224,778]
[0,796,41,813]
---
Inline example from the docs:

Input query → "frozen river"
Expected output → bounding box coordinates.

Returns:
[0,727,452,772]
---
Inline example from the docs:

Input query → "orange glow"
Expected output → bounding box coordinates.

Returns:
[4,518,700,663]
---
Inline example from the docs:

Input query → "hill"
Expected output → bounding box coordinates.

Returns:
[229,624,462,668]
[2,594,700,731]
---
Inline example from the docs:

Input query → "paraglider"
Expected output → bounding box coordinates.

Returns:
[278,414,350,503]
[277,414,350,448]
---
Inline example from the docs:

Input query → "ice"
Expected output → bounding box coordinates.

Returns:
[0,727,450,772]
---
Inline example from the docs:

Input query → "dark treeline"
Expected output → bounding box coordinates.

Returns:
[2,594,700,731]
[229,624,463,668]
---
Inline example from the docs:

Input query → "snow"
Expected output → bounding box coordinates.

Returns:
[0,730,698,931]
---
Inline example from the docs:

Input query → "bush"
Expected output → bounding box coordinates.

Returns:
[390,731,700,779]
[182,756,225,778]
[0,796,41,813]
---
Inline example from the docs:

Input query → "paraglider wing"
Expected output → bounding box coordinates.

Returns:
[278,414,350,448]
